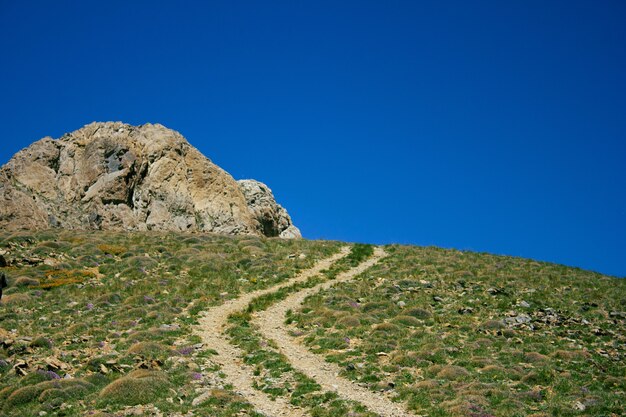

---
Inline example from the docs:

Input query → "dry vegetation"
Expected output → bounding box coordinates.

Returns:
[1,231,624,417]
[291,245,626,417]
[0,230,341,416]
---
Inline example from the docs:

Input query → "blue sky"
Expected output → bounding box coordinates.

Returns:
[1,1,625,277]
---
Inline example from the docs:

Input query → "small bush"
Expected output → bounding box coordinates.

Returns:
[0,386,17,401]
[362,301,389,312]
[13,276,40,287]
[97,244,126,255]
[479,365,518,380]
[4,379,93,407]
[405,308,432,319]
[524,352,549,363]
[127,342,172,360]
[0,293,31,305]
[373,322,400,333]
[30,337,53,349]
[479,320,506,330]
[393,315,421,327]
[5,385,42,407]
[38,388,65,402]
[436,365,470,380]
[95,292,122,306]
[336,315,361,328]
[39,269,94,289]
[413,379,438,390]
[551,350,588,360]
[99,370,170,406]
[521,368,554,385]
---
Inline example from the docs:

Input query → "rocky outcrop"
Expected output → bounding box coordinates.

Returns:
[0,122,300,238]
[238,180,301,239]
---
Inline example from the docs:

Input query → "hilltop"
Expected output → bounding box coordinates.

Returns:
[0,122,300,238]
[0,230,624,417]
[0,123,624,417]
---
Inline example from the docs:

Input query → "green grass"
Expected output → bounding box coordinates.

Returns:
[2,232,624,417]
[0,229,342,416]
[224,244,378,416]
[291,244,626,417]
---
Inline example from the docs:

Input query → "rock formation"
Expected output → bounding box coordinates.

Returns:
[0,122,300,238]
[238,180,301,239]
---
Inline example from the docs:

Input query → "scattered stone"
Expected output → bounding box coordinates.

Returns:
[505,314,532,325]
[487,287,507,295]
[419,280,433,288]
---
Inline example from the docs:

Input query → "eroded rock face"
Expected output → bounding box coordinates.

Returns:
[0,122,300,238]
[238,180,301,239]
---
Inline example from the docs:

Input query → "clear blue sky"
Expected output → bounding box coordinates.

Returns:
[1,1,625,277]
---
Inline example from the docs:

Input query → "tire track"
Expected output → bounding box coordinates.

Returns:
[254,247,420,417]
[193,247,350,416]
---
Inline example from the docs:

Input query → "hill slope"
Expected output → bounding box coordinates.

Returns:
[0,230,624,417]
[0,122,300,238]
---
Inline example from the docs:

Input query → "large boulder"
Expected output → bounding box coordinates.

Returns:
[238,179,301,239]
[0,122,300,237]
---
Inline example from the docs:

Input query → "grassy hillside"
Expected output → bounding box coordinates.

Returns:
[0,230,341,416]
[292,245,625,417]
[0,231,623,417]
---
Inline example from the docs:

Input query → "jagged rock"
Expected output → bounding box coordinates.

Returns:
[0,122,300,237]
[238,179,301,238]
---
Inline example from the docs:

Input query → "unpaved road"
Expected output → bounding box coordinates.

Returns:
[194,246,418,417]
[193,247,350,416]
[254,247,418,417]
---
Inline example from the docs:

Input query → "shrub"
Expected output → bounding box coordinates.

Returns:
[373,322,400,333]
[99,370,170,406]
[39,269,94,289]
[97,244,126,255]
[30,337,53,349]
[38,388,65,402]
[479,365,510,380]
[362,301,389,312]
[0,293,31,305]
[4,379,93,407]
[127,342,172,360]
[521,368,554,385]
[336,315,361,328]
[0,386,17,401]
[13,276,40,287]
[5,385,42,407]
[405,308,432,319]
[413,379,438,390]
[479,320,506,330]
[95,292,122,306]
[551,350,588,360]
[524,352,549,363]
[436,365,470,380]
[393,315,421,327]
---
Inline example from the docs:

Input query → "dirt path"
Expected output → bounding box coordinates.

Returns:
[254,247,419,417]
[193,247,350,417]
